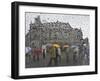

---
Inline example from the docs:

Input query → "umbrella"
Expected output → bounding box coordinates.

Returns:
[63,45,69,48]
[25,47,31,54]
[46,43,52,47]
[71,45,78,48]
[53,44,60,48]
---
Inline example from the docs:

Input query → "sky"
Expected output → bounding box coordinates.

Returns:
[25,12,90,39]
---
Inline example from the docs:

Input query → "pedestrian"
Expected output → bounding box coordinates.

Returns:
[72,46,79,65]
[56,47,61,64]
[42,45,47,59]
[48,46,57,66]
[64,46,70,64]
[33,48,41,62]
[36,48,42,61]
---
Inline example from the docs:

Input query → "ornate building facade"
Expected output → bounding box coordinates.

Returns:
[25,16,83,48]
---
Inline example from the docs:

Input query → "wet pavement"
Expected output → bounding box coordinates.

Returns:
[25,51,89,68]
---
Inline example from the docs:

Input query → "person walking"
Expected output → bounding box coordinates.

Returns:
[33,48,42,62]
[56,47,61,65]
[48,46,57,66]
[64,47,70,64]
[42,45,47,59]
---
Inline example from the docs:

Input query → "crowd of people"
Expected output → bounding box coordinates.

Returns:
[26,43,89,67]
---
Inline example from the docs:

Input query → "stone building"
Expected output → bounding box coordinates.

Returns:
[25,16,83,48]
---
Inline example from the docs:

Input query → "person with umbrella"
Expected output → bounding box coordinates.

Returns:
[63,44,70,65]
[48,44,58,66]
[71,45,80,65]
[53,44,61,65]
